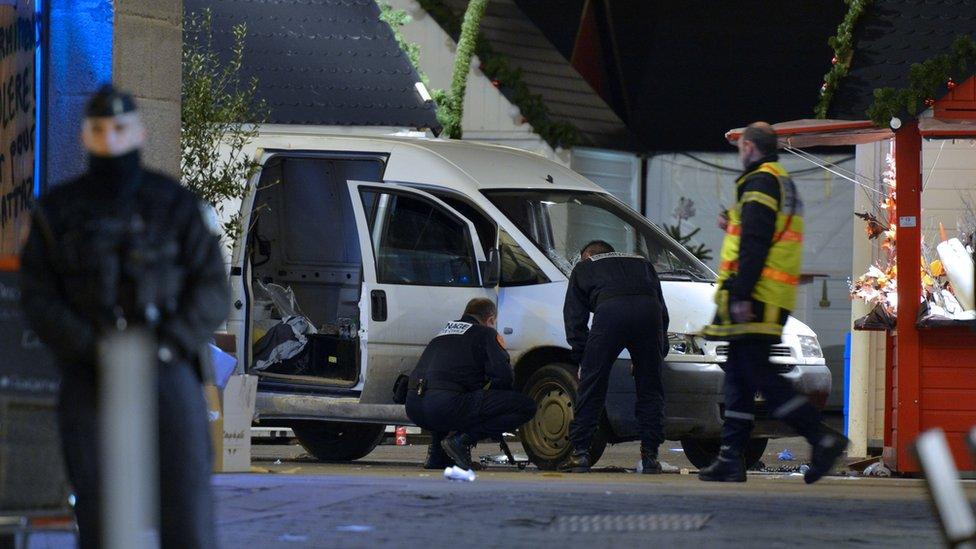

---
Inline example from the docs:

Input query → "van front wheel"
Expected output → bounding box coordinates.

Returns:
[291,421,386,462]
[520,363,607,470]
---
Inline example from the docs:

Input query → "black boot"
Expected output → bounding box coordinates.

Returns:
[804,433,849,484]
[640,446,662,475]
[440,433,474,470]
[698,453,746,482]
[559,449,590,473]
[424,434,456,470]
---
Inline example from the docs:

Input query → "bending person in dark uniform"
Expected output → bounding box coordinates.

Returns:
[406,298,536,470]
[20,86,228,548]
[561,241,669,473]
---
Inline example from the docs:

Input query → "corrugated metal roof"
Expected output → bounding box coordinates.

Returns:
[184,0,440,130]
[440,0,642,150]
[828,0,976,119]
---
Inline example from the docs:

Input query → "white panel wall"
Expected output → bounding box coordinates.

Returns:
[920,139,976,245]
[570,148,641,210]
[384,0,559,161]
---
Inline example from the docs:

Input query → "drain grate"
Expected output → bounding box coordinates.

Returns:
[549,513,711,533]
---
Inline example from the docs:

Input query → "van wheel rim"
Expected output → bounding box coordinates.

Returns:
[524,380,573,460]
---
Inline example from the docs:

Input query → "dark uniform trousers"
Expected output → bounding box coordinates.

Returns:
[406,388,536,443]
[58,361,216,549]
[569,295,665,451]
[722,338,823,455]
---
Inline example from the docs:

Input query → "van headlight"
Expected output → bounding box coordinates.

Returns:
[797,335,822,358]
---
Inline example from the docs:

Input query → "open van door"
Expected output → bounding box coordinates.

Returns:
[226,149,270,367]
[346,181,498,404]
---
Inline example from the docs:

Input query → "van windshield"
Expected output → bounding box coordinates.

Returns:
[483,190,715,281]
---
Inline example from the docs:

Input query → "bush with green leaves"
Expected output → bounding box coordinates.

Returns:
[182,9,269,243]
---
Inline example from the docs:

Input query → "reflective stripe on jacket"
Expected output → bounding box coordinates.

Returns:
[703,161,803,340]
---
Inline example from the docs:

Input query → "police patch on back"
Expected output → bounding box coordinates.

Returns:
[439,321,473,336]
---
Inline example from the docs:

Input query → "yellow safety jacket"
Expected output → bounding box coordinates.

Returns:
[703,161,803,340]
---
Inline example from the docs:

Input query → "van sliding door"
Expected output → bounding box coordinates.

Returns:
[346,181,495,404]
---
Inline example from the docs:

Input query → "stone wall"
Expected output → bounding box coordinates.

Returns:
[112,0,182,177]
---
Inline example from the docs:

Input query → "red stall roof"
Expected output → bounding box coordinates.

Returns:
[725,119,893,148]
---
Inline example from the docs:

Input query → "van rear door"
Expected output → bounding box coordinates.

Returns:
[226,148,270,365]
[346,181,496,404]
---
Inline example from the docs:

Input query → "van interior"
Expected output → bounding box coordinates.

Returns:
[246,154,383,387]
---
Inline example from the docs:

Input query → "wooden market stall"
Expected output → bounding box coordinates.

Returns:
[726,76,976,473]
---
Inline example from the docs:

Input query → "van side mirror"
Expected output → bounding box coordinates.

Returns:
[480,248,500,288]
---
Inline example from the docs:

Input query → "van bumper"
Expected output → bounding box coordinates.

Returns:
[605,359,832,441]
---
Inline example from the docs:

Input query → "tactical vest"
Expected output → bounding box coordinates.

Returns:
[704,161,804,339]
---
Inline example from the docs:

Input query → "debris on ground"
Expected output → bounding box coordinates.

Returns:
[777,449,795,461]
[752,462,812,474]
[635,460,680,473]
[335,525,374,533]
[479,452,529,469]
[278,534,309,542]
[444,466,477,482]
[862,462,892,477]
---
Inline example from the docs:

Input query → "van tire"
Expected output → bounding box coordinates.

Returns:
[680,437,769,470]
[520,363,607,470]
[291,421,386,462]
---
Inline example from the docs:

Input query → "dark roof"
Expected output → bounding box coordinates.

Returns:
[440,0,644,151]
[184,0,440,129]
[828,0,976,119]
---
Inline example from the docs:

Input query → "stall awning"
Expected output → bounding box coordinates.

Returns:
[727,117,976,148]
[726,119,893,148]
[918,117,976,138]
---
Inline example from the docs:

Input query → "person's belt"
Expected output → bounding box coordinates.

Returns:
[597,288,655,305]
[408,377,467,395]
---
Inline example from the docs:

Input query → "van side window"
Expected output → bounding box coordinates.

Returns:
[434,195,496,257]
[500,230,549,286]
[360,190,479,287]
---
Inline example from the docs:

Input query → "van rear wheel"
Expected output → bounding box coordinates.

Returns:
[291,421,386,462]
[680,437,769,470]
[520,363,607,470]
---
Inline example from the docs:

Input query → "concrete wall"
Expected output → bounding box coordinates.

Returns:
[112,0,182,177]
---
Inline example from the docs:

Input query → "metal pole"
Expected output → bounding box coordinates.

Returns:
[98,327,159,549]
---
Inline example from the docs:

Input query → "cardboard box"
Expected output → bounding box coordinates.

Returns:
[206,374,258,473]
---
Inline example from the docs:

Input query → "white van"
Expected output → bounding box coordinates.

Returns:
[224,131,831,470]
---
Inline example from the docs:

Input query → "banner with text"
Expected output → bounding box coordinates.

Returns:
[0,1,34,255]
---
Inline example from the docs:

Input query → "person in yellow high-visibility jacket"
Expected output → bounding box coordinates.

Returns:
[699,122,848,484]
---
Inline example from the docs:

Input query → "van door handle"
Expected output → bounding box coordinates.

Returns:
[371,290,387,321]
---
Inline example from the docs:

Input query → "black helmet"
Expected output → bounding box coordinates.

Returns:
[85,84,137,117]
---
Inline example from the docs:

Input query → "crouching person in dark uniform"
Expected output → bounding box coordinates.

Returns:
[19,86,229,548]
[561,241,669,473]
[406,298,536,470]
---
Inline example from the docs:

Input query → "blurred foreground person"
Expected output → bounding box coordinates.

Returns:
[405,298,536,470]
[701,122,847,483]
[561,240,669,474]
[20,85,229,547]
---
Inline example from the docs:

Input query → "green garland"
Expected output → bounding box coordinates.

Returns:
[417,0,580,147]
[442,0,489,139]
[814,0,872,119]
[378,3,453,129]
[866,34,976,126]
